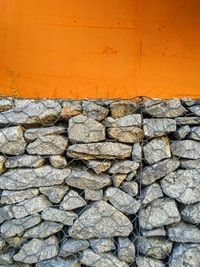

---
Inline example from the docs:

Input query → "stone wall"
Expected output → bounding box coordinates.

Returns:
[0,97,200,267]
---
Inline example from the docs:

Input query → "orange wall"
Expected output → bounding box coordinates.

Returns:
[0,0,200,99]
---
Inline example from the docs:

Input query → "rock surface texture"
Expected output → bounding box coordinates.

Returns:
[0,97,199,266]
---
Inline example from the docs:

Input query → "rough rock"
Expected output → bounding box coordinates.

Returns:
[136,256,165,267]
[84,189,103,201]
[27,135,68,155]
[86,160,111,174]
[139,198,180,230]
[13,236,59,263]
[108,126,143,143]
[0,155,6,173]
[5,236,27,248]
[181,97,198,106]
[0,205,14,224]
[141,183,163,206]
[5,155,44,168]
[39,185,69,203]
[139,158,180,185]
[36,256,80,267]
[180,159,200,169]
[0,236,6,251]
[125,171,137,181]
[176,116,200,125]
[161,169,200,204]
[141,228,166,237]
[61,107,81,120]
[189,126,200,140]
[0,100,61,126]
[105,187,140,214]
[62,100,82,111]
[0,166,71,190]
[105,114,142,127]
[0,98,13,111]
[59,238,89,257]
[0,126,27,155]
[118,237,135,263]
[112,174,127,187]
[171,140,200,159]
[143,98,186,118]
[11,195,51,218]
[89,238,116,254]
[80,249,129,267]
[120,181,138,196]
[189,104,200,116]
[132,143,142,162]
[0,248,15,265]
[69,200,133,239]
[174,125,190,139]
[1,214,41,238]
[82,101,109,121]
[65,168,111,190]
[167,222,200,243]
[143,118,176,138]
[137,237,173,259]
[143,137,171,164]
[60,190,87,210]
[24,126,66,142]
[67,142,132,159]
[49,155,67,168]
[181,202,200,224]
[110,100,138,118]
[41,207,77,225]
[108,160,139,174]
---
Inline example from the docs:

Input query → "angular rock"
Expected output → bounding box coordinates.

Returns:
[59,238,89,257]
[137,237,173,259]
[0,248,15,265]
[35,256,80,267]
[84,189,103,201]
[108,160,139,174]
[0,155,6,174]
[89,238,116,254]
[0,166,71,190]
[171,140,200,159]
[120,181,138,196]
[125,171,137,181]
[141,183,163,206]
[143,98,186,118]
[181,97,198,106]
[161,169,200,204]
[60,190,86,210]
[69,200,133,239]
[105,187,140,214]
[0,100,61,127]
[110,100,138,118]
[108,126,143,143]
[82,101,109,121]
[86,160,111,174]
[112,174,127,187]
[0,126,27,155]
[1,189,39,205]
[27,135,68,155]
[189,104,200,116]
[176,116,200,125]
[181,202,200,224]
[143,137,171,164]
[13,236,59,263]
[1,214,41,237]
[132,143,142,162]
[11,195,51,218]
[189,126,200,140]
[5,236,27,248]
[41,207,77,225]
[0,98,13,111]
[180,159,200,169]
[0,205,14,224]
[173,125,190,139]
[39,185,69,203]
[136,256,165,267]
[65,168,111,190]
[5,155,44,168]
[118,237,135,263]
[0,236,6,251]
[49,155,67,168]
[61,107,81,120]
[23,221,63,238]
[80,249,129,267]
[105,114,142,127]
[139,158,180,185]
[139,198,180,230]
[67,142,132,160]
[62,100,82,111]
[141,228,166,237]
[143,118,176,138]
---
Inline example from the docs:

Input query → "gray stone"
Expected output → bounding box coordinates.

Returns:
[5,236,26,248]
[189,105,200,116]
[0,100,61,126]
[11,195,51,218]
[41,207,77,225]
[181,202,200,224]
[67,142,132,159]
[139,159,180,186]
[189,126,200,140]
[174,125,190,139]
[167,222,200,243]
[59,238,89,257]
[80,249,129,267]
[0,98,13,111]
[62,100,82,111]
[1,189,39,205]
[118,237,135,263]
[61,107,81,120]
[143,98,186,118]
[120,181,138,196]
[108,126,143,143]
[139,198,180,230]
[112,174,127,187]
[65,168,111,190]
[108,160,139,174]
[176,116,200,125]
[143,137,171,164]
[0,126,27,155]
[132,143,142,162]
[0,237,6,251]
[125,171,137,181]
[171,140,200,159]
[86,160,111,174]
[0,263,31,267]
[82,101,109,121]
[181,97,198,106]
[105,187,140,214]
[39,185,69,203]
[69,200,133,239]
[0,166,71,190]
[13,236,59,263]
[137,237,173,259]
[180,159,200,169]
[60,190,86,210]
[89,238,116,254]
[141,183,163,206]
[169,244,200,267]
[136,256,165,267]
[0,248,15,265]
[143,118,176,138]
[1,214,41,237]
[110,100,138,118]
[27,135,68,155]
[0,205,14,224]
[36,256,80,267]
[5,155,44,168]
[141,228,166,237]
[84,189,103,201]
[161,169,200,204]
[23,221,63,238]
[0,155,6,174]
[49,155,67,168]
[105,114,142,127]
[24,126,66,142]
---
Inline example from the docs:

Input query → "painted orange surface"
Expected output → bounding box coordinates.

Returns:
[0,0,200,99]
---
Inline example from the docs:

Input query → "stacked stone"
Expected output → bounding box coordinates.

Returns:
[0,97,199,266]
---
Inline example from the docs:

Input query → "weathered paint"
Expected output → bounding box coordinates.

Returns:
[0,0,200,99]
